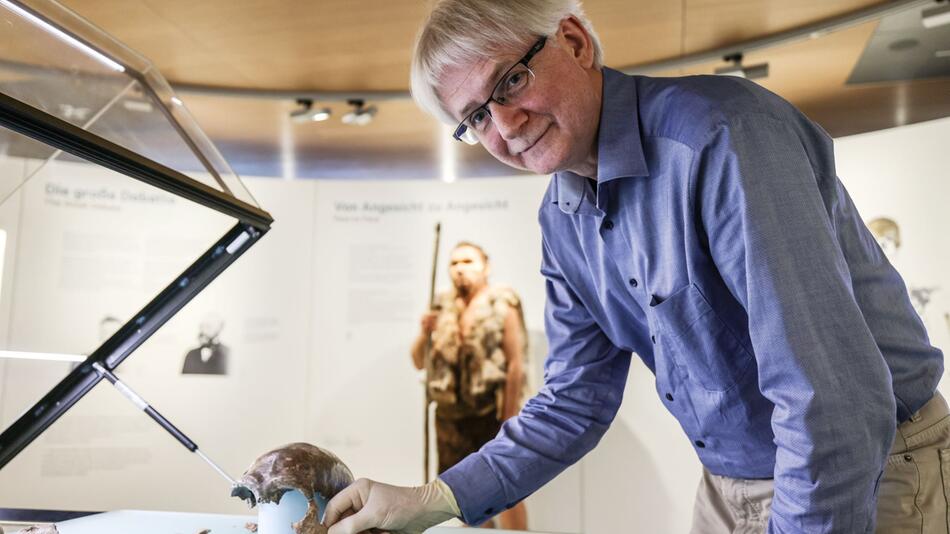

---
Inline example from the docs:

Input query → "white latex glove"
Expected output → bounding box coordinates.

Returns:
[324,478,460,534]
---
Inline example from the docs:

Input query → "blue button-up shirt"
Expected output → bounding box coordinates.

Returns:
[440,68,943,533]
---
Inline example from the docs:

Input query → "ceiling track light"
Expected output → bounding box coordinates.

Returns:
[714,52,770,80]
[342,99,377,126]
[922,1,950,29]
[289,98,331,123]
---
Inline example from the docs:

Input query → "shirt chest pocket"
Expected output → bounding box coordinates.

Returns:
[649,284,755,393]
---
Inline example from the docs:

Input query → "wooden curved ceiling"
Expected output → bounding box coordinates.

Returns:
[56,0,950,179]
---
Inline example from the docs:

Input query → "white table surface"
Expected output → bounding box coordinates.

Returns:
[24,510,564,534]
[56,510,256,534]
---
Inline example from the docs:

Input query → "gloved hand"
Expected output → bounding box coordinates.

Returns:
[324,477,460,534]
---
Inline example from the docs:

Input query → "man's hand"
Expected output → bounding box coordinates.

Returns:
[324,478,460,534]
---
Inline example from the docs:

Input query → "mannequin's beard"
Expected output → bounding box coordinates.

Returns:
[454,276,484,299]
[455,279,473,298]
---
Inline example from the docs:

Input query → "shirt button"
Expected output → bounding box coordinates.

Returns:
[628,278,638,287]
[604,219,614,230]
[651,335,656,344]
[903,454,913,462]
[484,508,494,515]
[695,440,706,448]
[665,393,674,401]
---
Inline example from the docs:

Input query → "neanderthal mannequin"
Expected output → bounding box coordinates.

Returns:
[411,242,528,529]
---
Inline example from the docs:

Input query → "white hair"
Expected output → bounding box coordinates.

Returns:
[411,0,603,126]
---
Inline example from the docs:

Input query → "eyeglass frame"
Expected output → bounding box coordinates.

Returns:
[452,36,548,144]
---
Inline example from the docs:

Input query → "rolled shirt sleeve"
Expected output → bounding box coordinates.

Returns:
[696,112,896,532]
[440,235,630,526]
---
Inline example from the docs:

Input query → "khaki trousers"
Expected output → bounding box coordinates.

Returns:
[690,392,950,533]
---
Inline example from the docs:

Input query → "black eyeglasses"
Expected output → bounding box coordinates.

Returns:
[452,36,547,145]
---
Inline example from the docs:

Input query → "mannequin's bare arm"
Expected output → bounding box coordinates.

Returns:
[501,307,525,421]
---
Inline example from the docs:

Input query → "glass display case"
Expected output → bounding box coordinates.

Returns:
[0,0,273,517]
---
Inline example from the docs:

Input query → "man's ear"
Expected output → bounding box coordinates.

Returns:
[558,15,595,69]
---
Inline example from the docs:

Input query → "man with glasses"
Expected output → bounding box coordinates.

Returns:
[324,1,947,533]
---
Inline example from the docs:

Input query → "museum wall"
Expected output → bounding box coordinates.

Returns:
[0,168,586,531]
[0,114,947,534]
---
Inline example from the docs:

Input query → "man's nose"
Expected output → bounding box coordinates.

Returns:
[488,102,526,140]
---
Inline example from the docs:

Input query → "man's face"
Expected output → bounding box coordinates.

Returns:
[449,246,489,297]
[436,21,601,175]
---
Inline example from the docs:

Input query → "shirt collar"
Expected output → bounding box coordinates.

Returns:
[554,68,649,214]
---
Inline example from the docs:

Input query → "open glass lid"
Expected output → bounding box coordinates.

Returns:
[0,0,273,497]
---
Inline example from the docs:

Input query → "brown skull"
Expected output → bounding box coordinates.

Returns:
[231,443,354,534]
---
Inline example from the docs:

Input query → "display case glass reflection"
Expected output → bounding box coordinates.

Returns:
[0,0,256,205]
[0,0,272,515]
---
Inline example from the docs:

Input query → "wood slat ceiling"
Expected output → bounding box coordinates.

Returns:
[52,0,950,178]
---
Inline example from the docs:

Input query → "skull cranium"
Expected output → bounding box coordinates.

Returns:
[231,443,354,534]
